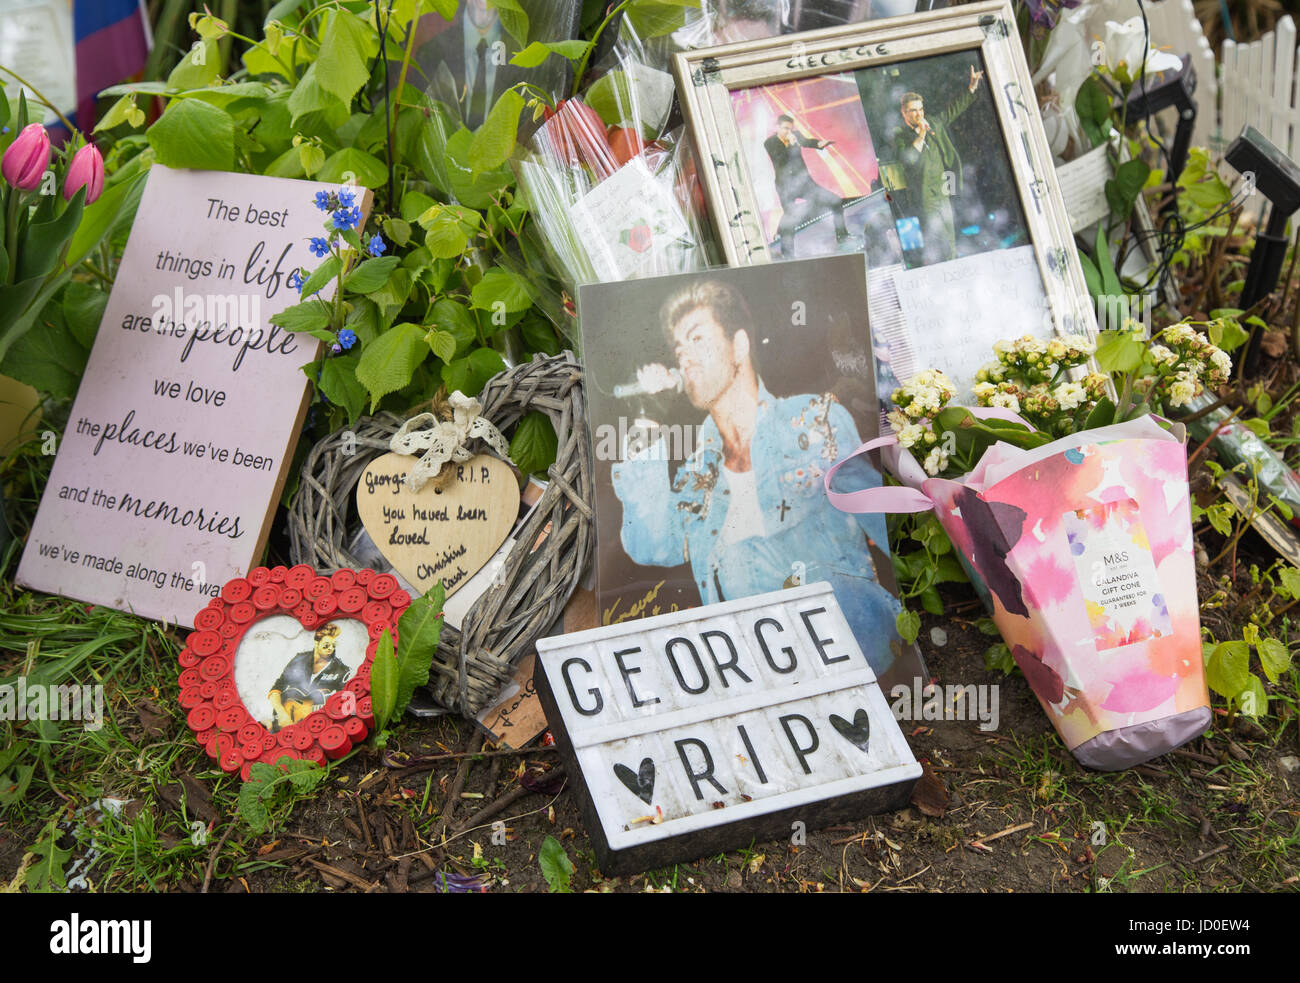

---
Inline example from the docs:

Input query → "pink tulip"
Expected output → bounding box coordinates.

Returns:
[64,143,105,204]
[2,123,51,191]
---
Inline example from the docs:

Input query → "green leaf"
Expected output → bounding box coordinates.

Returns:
[471,267,533,313]
[271,300,332,334]
[356,322,428,409]
[17,191,84,282]
[1237,675,1268,717]
[445,128,514,210]
[431,298,478,357]
[287,64,350,128]
[24,819,72,893]
[95,94,146,132]
[1077,247,1102,300]
[1278,566,1300,599]
[420,203,480,259]
[539,835,574,893]
[1257,636,1293,684]
[370,627,399,732]
[1206,640,1250,699]
[148,99,235,170]
[623,0,695,38]
[585,64,675,137]
[238,777,270,833]
[395,584,446,717]
[521,315,560,356]
[1207,317,1250,354]
[488,0,529,46]
[401,191,437,223]
[983,641,1018,676]
[168,39,222,90]
[442,347,507,397]
[317,147,388,188]
[315,8,375,104]
[896,608,921,645]
[1095,330,1145,375]
[510,40,593,68]
[0,301,91,398]
[383,217,412,247]
[427,329,457,363]
[346,256,400,293]
[1105,158,1150,221]
[510,411,557,477]
[469,89,526,174]
[1075,76,1112,148]
[315,355,367,425]
[300,255,342,301]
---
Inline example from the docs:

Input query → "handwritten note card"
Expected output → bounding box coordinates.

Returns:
[892,245,1054,398]
[17,166,364,627]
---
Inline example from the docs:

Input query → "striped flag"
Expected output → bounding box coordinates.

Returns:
[74,0,151,132]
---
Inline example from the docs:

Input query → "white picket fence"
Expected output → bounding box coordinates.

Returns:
[1221,16,1300,159]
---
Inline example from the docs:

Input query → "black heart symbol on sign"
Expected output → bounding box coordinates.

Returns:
[614,757,655,804]
[830,710,871,752]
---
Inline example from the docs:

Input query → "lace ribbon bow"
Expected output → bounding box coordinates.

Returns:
[389,392,510,491]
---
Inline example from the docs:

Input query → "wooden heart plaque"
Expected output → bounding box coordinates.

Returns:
[357,452,520,598]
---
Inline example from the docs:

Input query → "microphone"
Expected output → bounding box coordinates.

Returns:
[613,368,683,399]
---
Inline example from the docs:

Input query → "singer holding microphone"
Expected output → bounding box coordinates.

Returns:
[893,64,983,265]
[608,278,901,676]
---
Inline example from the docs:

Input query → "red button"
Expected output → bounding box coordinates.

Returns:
[199,681,217,699]
[241,739,264,761]
[324,692,350,720]
[230,601,257,624]
[195,608,223,630]
[207,597,226,611]
[361,601,392,624]
[252,585,281,610]
[303,746,327,766]
[306,576,332,599]
[213,689,238,710]
[299,610,319,630]
[262,732,278,752]
[345,677,369,698]
[313,595,338,617]
[367,621,392,641]
[178,647,201,668]
[368,574,397,599]
[286,565,315,589]
[304,712,329,735]
[356,697,374,726]
[355,663,371,681]
[279,588,302,609]
[219,749,243,773]
[240,761,254,782]
[219,620,240,638]
[247,567,271,587]
[292,728,314,751]
[343,717,367,741]
[217,707,248,732]
[319,726,349,758]
[271,565,288,582]
[221,578,252,603]
[331,569,356,591]
[199,654,229,679]
[238,723,263,745]
[338,587,367,613]
[209,732,235,757]
[355,568,375,586]
[389,590,410,609]
[179,687,204,709]
[195,727,216,747]
[179,668,202,689]
[189,630,221,656]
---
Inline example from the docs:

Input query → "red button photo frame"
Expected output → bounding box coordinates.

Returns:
[178,565,410,781]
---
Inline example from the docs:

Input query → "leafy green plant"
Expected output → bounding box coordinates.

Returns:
[888,512,969,640]
[23,817,72,893]
[237,756,327,833]
[1203,622,1293,721]
[539,833,574,893]
[369,582,445,732]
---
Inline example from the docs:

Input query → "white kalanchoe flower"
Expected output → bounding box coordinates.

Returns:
[1209,348,1232,377]
[1161,323,1194,345]
[897,423,926,449]
[1168,371,1199,407]
[973,381,997,401]
[923,446,950,477]
[1149,344,1177,365]
[990,391,1021,413]
[1055,381,1087,410]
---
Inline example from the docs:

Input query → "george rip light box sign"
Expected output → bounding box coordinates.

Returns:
[535,583,922,875]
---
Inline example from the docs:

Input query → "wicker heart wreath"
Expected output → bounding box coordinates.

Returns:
[179,564,411,780]
[287,352,593,717]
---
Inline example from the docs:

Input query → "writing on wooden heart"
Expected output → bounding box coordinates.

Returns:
[829,709,871,752]
[357,452,519,599]
[614,757,655,804]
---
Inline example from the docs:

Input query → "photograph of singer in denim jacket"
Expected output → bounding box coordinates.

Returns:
[581,256,926,689]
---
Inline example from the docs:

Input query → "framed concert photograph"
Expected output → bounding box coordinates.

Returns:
[672,0,1097,401]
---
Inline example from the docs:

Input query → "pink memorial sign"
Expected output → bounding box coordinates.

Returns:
[17,165,368,627]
